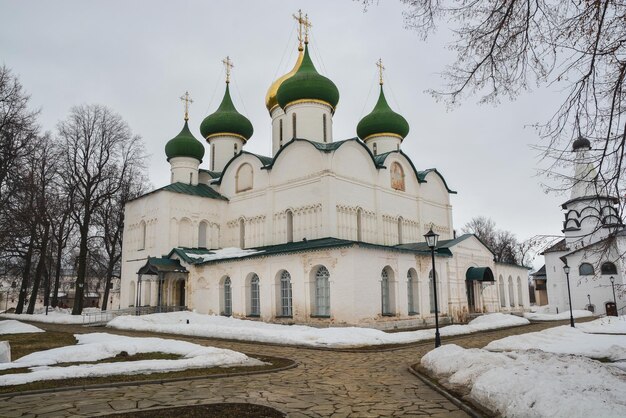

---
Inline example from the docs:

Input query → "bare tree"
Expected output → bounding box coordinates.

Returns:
[362,0,626,222]
[57,104,145,315]
[93,166,148,311]
[462,216,521,264]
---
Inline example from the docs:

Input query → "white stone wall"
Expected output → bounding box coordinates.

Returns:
[207,135,245,172]
[169,157,200,185]
[283,101,333,144]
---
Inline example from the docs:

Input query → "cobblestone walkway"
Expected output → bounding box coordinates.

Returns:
[0,319,583,417]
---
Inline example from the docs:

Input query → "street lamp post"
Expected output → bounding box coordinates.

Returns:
[610,276,617,316]
[563,264,575,327]
[424,228,441,348]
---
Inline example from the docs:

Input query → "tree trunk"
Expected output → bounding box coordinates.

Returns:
[101,259,116,311]
[72,217,90,315]
[15,227,36,314]
[51,241,63,308]
[27,223,50,314]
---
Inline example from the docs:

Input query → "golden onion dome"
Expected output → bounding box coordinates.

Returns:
[265,48,304,113]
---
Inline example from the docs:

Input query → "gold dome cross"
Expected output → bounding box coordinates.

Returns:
[179,91,193,121]
[222,56,234,84]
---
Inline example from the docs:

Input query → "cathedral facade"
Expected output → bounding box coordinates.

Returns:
[119,27,529,328]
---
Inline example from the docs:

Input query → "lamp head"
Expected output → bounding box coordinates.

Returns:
[424,228,439,249]
[563,265,570,275]
[610,276,615,284]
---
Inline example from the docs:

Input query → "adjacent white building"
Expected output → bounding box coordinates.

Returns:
[119,32,529,328]
[538,136,625,316]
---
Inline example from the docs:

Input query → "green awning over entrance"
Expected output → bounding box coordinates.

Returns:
[137,257,188,276]
[466,267,495,282]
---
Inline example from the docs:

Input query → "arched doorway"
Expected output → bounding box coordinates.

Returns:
[177,280,186,307]
[466,267,495,313]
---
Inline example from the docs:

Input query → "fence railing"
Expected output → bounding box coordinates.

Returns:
[82,305,187,325]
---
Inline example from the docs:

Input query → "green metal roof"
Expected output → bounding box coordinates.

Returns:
[199,169,222,179]
[130,182,228,202]
[276,44,339,110]
[357,86,410,140]
[166,237,452,266]
[164,120,205,162]
[466,266,495,282]
[137,257,188,275]
[200,84,254,140]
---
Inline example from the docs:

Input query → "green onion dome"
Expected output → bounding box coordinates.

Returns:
[357,86,410,141]
[200,84,254,141]
[165,119,205,162]
[276,44,339,111]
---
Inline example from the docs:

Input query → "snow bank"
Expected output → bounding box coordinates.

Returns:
[485,324,626,361]
[0,320,44,335]
[421,345,626,418]
[523,309,594,321]
[108,311,529,348]
[577,315,626,334]
[0,332,263,386]
[0,307,101,324]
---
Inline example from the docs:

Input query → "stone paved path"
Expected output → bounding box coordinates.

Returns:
[0,319,585,417]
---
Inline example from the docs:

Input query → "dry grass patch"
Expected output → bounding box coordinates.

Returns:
[2,330,76,359]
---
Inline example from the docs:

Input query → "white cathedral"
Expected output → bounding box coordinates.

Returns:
[119,23,529,328]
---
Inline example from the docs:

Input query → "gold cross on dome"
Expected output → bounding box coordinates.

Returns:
[179,91,193,121]
[376,58,385,85]
[303,14,312,44]
[293,9,305,49]
[222,56,234,83]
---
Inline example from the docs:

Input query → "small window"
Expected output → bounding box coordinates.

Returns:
[286,210,294,243]
[315,266,330,316]
[601,262,617,275]
[211,144,216,170]
[373,143,377,156]
[323,114,327,142]
[407,269,419,314]
[280,271,293,317]
[223,277,232,316]
[292,113,297,138]
[239,218,246,249]
[138,221,146,250]
[279,119,283,146]
[198,222,208,248]
[579,263,595,276]
[381,269,391,315]
[397,217,403,245]
[234,143,238,156]
[356,209,362,241]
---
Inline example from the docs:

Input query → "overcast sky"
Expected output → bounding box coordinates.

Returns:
[1,0,569,265]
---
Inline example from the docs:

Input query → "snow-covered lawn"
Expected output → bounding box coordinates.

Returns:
[0,320,44,335]
[421,345,626,418]
[577,315,626,334]
[421,317,626,417]
[0,307,101,324]
[523,309,594,321]
[108,311,529,348]
[0,333,263,386]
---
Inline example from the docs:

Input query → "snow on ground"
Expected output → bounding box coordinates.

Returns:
[0,307,100,324]
[421,344,626,418]
[0,332,263,386]
[485,325,626,361]
[577,315,626,334]
[0,320,44,335]
[108,311,529,348]
[523,309,594,321]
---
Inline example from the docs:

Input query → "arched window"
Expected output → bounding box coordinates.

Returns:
[279,119,283,146]
[315,266,330,316]
[198,221,208,248]
[601,262,617,275]
[323,114,327,142]
[508,276,515,307]
[579,263,595,276]
[236,163,253,192]
[249,274,260,316]
[211,144,216,170]
[280,270,292,317]
[222,277,232,316]
[499,275,506,307]
[407,269,419,314]
[233,143,238,156]
[397,217,403,245]
[381,268,391,315]
[356,208,363,241]
[390,162,405,191]
[517,277,523,306]
[239,218,246,249]
[373,143,378,156]
[286,210,294,243]
[429,269,438,313]
[292,112,297,138]
[139,221,146,250]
